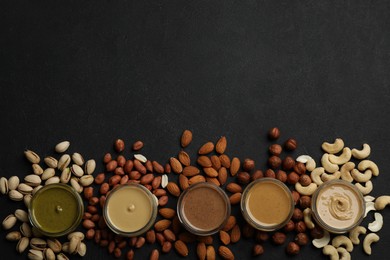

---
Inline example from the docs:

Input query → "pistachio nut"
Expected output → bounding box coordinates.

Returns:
[8,176,20,190]
[6,230,22,241]
[44,248,55,260]
[20,222,32,237]
[2,214,17,230]
[30,237,47,250]
[72,153,85,166]
[24,174,42,187]
[0,177,9,195]
[60,168,71,184]
[47,238,62,253]
[24,194,32,208]
[18,183,33,195]
[70,177,82,193]
[15,209,29,222]
[62,242,70,253]
[44,156,58,168]
[24,150,40,164]
[58,154,71,171]
[67,231,85,241]
[32,185,43,195]
[79,175,94,187]
[32,164,44,175]
[77,242,87,256]
[85,159,96,175]
[45,176,60,185]
[69,236,80,254]
[71,164,84,177]
[16,237,30,254]
[55,141,70,153]
[9,190,24,201]
[27,249,43,260]
[41,168,55,181]
[56,253,69,260]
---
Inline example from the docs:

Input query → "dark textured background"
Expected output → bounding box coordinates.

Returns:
[1,0,389,259]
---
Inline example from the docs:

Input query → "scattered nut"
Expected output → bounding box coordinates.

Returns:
[322,245,338,260]
[337,247,351,260]
[351,144,371,159]
[374,195,390,210]
[313,230,330,248]
[303,208,315,229]
[368,212,383,232]
[331,236,353,252]
[349,226,367,245]
[355,181,373,195]
[295,182,317,196]
[363,233,379,255]
[322,138,344,154]
[358,160,379,176]
[328,147,352,165]
[321,153,339,173]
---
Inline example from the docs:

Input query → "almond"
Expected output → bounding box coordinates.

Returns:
[230,157,240,176]
[167,182,181,197]
[226,183,242,193]
[230,224,241,243]
[210,155,222,170]
[197,242,207,260]
[158,208,176,219]
[169,157,183,174]
[218,167,228,186]
[198,142,214,155]
[197,235,213,245]
[219,154,231,168]
[219,230,231,245]
[174,240,189,257]
[206,177,220,186]
[215,136,227,154]
[206,246,216,260]
[150,249,159,260]
[178,151,191,167]
[219,246,234,260]
[163,229,176,242]
[188,175,206,185]
[146,230,156,244]
[222,216,236,232]
[182,166,200,177]
[203,167,218,178]
[181,130,193,148]
[154,219,172,232]
[179,174,189,190]
[197,156,212,167]
[229,193,241,205]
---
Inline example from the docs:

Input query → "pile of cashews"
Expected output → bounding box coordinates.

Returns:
[295,138,390,260]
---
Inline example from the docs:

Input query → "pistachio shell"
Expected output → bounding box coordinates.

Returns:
[67,231,85,241]
[79,175,94,187]
[15,209,29,222]
[41,168,55,181]
[44,156,58,168]
[30,237,47,250]
[2,214,17,230]
[45,176,60,185]
[47,238,62,253]
[77,242,87,256]
[71,164,84,177]
[85,159,96,175]
[24,150,40,164]
[6,230,21,241]
[20,222,32,237]
[69,236,80,254]
[62,242,70,253]
[60,168,71,184]
[18,183,33,194]
[44,248,55,260]
[9,190,24,201]
[16,237,29,254]
[72,153,85,166]
[8,176,20,190]
[70,178,82,193]
[32,185,43,195]
[58,154,71,171]
[28,249,43,260]
[55,141,70,153]
[24,174,41,187]
[24,194,32,208]
[0,177,9,195]
[32,164,44,175]
[56,253,69,260]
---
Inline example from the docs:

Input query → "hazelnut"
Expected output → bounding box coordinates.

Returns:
[294,162,306,175]
[114,139,125,152]
[284,220,295,232]
[284,138,297,151]
[292,208,303,221]
[256,231,269,242]
[237,171,250,184]
[295,221,306,233]
[268,156,281,169]
[269,144,282,156]
[252,244,264,256]
[287,172,299,184]
[282,156,295,170]
[310,226,324,239]
[286,242,300,255]
[272,232,286,245]
[251,170,263,181]
[299,175,312,186]
[291,191,300,205]
[276,170,287,183]
[243,159,255,172]
[299,196,311,209]
[264,169,275,178]
[295,233,309,246]
[268,127,280,140]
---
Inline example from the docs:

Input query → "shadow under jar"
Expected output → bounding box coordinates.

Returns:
[177,182,231,236]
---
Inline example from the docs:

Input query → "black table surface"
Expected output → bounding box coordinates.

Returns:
[1,1,390,259]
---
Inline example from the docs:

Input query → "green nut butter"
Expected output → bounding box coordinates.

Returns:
[29,183,83,237]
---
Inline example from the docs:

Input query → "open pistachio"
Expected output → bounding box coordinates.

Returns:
[44,156,58,168]
[17,237,30,254]
[67,231,85,241]
[44,248,55,260]
[85,159,96,175]
[28,249,43,260]
[24,194,32,208]
[56,253,69,260]
[2,214,17,230]
[20,222,32,237]
[8,176,20,190]
[78,242,87,256]
[69,236,80,254]
[32,164,44,175]
[58,154,71,171]
[60,168,71,184]
[15,209,29,222]
[47,238,62,253]
[71,164,84,177]
[24,150,40,164]
[72,153,85,166]
[79,175,94,187]
[55,141,70,153]
[9,190,24,201]
[6,230,22,241]
[18,183,33,195]
[30,237,47,250]
[62,242,70,254]
[70,177,83,193]
[24,174,42,187]
[0,177,9,195]
[41,168,55,181]
[45,176,60,185]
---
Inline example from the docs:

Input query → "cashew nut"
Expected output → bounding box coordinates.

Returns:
[321,154,339,173]
[355,181,373,195]
[323,245,339,260]
[329,148,352,165]
[340,162,355,183]
[296,155,312,163]
[303,208,315,229]
[368,212,383,232]
[364,201,375,218]
[295,182,317,196]
[363,233,379,255]
[306,158,316,172]
[337,247,351,260]
[331,236,353,252]
[364,195,375,202]
[358,160,379,177]
[374,195,390,210]
[311,167,325,185]
[349,226,367,245]
[351,144,371,159]
[321,171,341,182]
[322,138,344,154]
[313,230,330,248]
[351,169,372,183]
